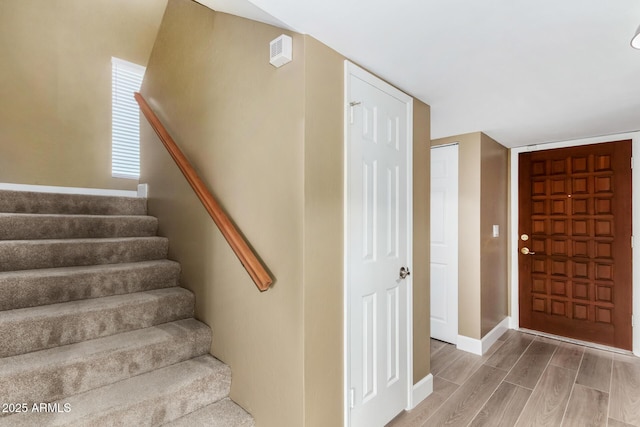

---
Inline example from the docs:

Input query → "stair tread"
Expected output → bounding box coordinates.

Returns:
[0,287,191,321]
[0,237,169,272]
[0,319,211,404]
[0,318,209,372]
[0,213,159,240]
[0,259,180,280]
[164,398,254,427]
[0,287,194,357]
[0,261,181,311]
[0,212,157,219]
[0,355,231,427]
[0,236,167,243]
[0,212,155,218]
[0,190,147,216]
[0,286,190,325]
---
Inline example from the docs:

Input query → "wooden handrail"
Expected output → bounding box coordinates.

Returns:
[135,92,273,291]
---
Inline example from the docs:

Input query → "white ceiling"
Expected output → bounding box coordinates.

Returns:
[198,0,640,148]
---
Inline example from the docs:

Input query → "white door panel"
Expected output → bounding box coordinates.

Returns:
[430,263,448,322]
[430,144,458,344]
[346,64,412,427]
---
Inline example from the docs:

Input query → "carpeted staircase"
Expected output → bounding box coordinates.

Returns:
[0,189,254,426]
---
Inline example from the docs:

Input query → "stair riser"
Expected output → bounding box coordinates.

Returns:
[0,262,180,311]
[69,361,231,427]
[165,398,255,427]
[0,238,168,272]
[1,320,212,405]
[0,190,146,216]
[0,215,158,240]
[0,357,231,427]
[0,289,194,357]
[86,376,231,427]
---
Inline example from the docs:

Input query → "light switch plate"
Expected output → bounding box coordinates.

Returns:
[492,224,500,237]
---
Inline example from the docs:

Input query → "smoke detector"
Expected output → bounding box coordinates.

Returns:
[270,34,292,68]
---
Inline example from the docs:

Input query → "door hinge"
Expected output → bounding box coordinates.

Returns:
[632,157,634,170]
[632,236,634,248]
[633,315,635,327]
[349,101,361,124]
[349,388,355,409]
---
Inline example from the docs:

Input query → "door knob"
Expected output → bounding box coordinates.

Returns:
[520,247,536,255]
[399,267,411,279]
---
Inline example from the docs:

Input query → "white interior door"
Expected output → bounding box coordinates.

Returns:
[430,144,458,344]
[345,62,413,427]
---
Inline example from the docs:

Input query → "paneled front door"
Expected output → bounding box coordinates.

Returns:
[518,140,632,350]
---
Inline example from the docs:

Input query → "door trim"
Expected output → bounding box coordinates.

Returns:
[509,131,640,356]
[343,60,414,426]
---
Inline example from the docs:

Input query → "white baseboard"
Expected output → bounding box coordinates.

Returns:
[456,334,483,355]
[410,374,433,409]
[457,317,511,356]
[481,317,510,354]
[0,183,140,198]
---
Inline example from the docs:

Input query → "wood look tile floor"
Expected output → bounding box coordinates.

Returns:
[387,330,640,427]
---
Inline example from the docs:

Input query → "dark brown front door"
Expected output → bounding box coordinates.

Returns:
[518,140,632,350]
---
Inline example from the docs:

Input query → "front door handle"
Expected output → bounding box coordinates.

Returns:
[399,267,411,279]
[521,247,536,255]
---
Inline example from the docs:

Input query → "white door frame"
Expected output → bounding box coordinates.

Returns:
[509,131,640,356]
[343,60,414,426]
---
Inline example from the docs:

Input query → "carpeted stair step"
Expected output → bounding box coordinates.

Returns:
[0,213,158,240]
[0,190,146,216]
[0,188,251,426]
[0,355,231,427]
[165,398,255,427]
[0,319,211,407]
[0,260,180,311]
[0,237,169,272]
[0,287,194,357]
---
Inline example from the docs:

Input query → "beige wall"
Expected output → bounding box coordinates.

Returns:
[302,35,345,426]
[480,134,509,336]
[140,2,305,426]
[140,1,431,425]
[432,132,508,340]
[413,101,432,380]
[0,0,166,190]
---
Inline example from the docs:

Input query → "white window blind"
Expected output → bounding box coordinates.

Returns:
[111,57,145,179]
